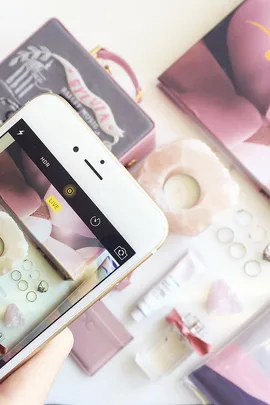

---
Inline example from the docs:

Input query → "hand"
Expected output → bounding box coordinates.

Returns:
[0,328,73,405]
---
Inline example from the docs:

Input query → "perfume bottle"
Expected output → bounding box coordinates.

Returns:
[135,314,204,380]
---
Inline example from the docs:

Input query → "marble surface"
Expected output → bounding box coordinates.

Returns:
[1,0,259,404]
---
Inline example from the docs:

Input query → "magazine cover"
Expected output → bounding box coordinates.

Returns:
[159,0,270,192]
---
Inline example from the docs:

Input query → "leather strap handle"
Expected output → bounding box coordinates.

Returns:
[90,46,143,103]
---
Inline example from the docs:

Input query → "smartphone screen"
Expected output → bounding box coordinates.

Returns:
[0,119,135,367]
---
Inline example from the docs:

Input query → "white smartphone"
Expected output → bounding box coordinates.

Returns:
[0,94,168,380]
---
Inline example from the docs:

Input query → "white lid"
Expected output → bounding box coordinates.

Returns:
[131,308,145,323]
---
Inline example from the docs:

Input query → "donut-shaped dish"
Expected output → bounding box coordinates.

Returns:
[137,139,239,235]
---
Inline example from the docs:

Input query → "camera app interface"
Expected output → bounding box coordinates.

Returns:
[0,119,135,367]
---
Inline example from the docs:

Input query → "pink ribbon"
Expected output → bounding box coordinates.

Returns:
[166,309,211,356]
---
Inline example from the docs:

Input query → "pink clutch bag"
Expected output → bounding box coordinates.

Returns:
[0,19,155,169]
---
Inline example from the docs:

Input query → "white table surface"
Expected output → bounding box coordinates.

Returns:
[1,0,261,404]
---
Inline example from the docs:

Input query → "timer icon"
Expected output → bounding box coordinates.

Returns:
[90,216,101,227]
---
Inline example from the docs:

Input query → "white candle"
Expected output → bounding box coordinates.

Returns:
[163,174,200,212]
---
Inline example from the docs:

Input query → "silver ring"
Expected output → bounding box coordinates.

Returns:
[26,291,37,302]
[30,269,40,280]
[217,227,234,244]
[37,280,49,293]
[229,243,247,259]
[23,259,33,271]
[244,260,262,277]
[11,270,21,281]
[235,209,253,227]
[249,226,267,243]
[18,280,28,291]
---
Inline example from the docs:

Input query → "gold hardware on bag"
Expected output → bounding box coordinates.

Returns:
[104,65,112,75]
[135,89,143,103]
[90,46,112,75]
[90,46,103,56]
[126,159,137,168]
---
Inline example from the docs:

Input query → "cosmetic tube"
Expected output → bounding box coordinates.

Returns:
[131,250,205,322]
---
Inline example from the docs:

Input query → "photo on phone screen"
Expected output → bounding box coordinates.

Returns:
[0,119,135,367]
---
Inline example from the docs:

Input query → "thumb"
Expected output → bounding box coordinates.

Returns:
[0,328,73,405]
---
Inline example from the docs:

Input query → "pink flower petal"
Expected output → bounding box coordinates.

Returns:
[227,0,270,113]
[160,41,235,97]
[0,151,41,218]
[233,141,270,188]
[24,216,52,243]
[178,91,262,147]
[76,246,104,261]
[44,186,93,238]
[51,225,97,250]
[44,237,85,280]
[21,151,50,197]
